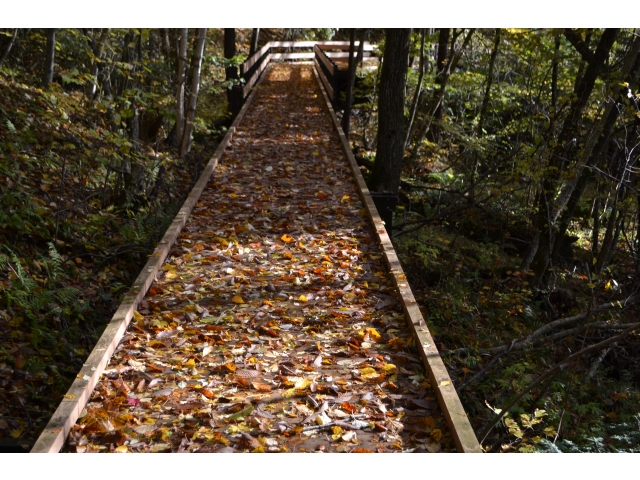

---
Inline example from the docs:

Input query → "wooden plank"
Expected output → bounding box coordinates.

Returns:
[326,51,372,59]
[314,44,335,76]
[30,66,270,455]
[317,41,375,51]
[314,58,334,101]
[266,41,317,48]
[243,53,271,98]
[269,52,315,60]
[241,42,376,75]
[312,65,483,454]
[240,43,270,75]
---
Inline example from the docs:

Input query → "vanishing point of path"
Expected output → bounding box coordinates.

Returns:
[63,64,452,453]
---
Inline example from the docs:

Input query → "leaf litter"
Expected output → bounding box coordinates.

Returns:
[63,64,452,453]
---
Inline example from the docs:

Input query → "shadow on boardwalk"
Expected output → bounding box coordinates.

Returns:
[63,64,452,453]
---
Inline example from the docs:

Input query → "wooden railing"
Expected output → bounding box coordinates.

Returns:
[238,41,377,105]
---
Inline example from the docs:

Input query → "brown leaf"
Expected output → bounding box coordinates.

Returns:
[252,382,272,392]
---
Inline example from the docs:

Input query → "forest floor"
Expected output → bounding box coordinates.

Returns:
[62,64,453,453]
[0,75,208,451]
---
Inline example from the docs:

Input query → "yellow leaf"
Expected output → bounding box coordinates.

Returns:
[183,358,196,369]
[283,388,298,398]
[382,364,397,374]
[360,367,380,379]
[63,394,76,399]
[366,328,381,342]
[10,429,24,439]
[341,195,350,203]
[232,295,245,304]
[431,428,442,442]
[587,283,596,289]
[299,295,308,302]
[115,445,128,453]
[294,378,312,390]
[133,310,144,322]
[439,380,451,387]
[331,425,344,440]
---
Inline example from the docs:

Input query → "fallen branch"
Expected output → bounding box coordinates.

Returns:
[456,340,517,394]
[446,294,640,357]
[478,323,640,443]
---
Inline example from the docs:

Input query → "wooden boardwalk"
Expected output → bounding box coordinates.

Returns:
[33,63,480,453]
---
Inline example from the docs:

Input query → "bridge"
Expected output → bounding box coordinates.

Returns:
[31,43,481,453]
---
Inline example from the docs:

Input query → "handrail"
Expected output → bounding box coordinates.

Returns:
[241,41,374,74]
[239,41,376,97]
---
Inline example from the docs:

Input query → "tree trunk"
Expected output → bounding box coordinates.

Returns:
[175,28,188,148]
[341,29,365,139]
[0,28,18,70]
[180,28,207,157]
[404,29,426,150]
[529,28,620,285]
[476,28,501,136]
[369,28,411,194]
[409,28,475,156]
[225,28,242,117]
[427,28,451,143]
[551,30,560,112]
[250,28,260,56]
[43,28,56,87]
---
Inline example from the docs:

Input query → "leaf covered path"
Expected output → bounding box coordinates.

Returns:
[64,64,452,453]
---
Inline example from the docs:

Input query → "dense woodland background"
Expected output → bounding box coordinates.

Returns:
[1,28,639,452]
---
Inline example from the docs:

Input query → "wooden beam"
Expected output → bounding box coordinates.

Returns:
[243,53,271,98]
[269,52,315,60]
[240,42,376,76]
[314,58,334,100]
[30,66,270,454]
[240,43,270,75]
[317,41,374,51]
[326,51,372,59]
[312,65,483,454]
[314,45,335,76]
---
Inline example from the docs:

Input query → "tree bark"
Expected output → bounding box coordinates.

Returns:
[427,28,451,143]
[404,29,426,150]
[43,28,56,87]
[341,29,365,139]
[175,28,188,148]
[180,28,207,157]
[529,28,620,285]
[224,28,242,117]
[0,28,18,70]
[409,28,475,156]
[476,29,501,136]
[551,30,561,112]
[369,28,411,194]
[250,28,260,56]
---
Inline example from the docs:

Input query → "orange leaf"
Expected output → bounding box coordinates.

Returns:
[202,389,216,399]
[232,295,245,304]
[280,234,295,244]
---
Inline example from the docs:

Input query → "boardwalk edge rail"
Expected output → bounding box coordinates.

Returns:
[312,66,483,453]
[30,70,268,454]
[240,41,376,104]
